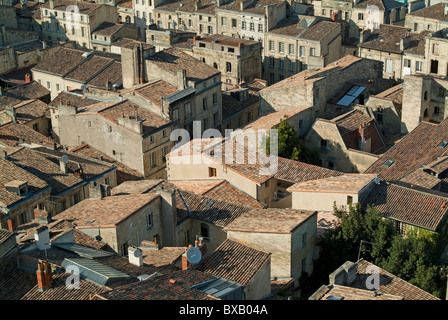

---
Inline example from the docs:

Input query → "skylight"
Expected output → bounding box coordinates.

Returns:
[382,160,395,168]
[438,140,448,148]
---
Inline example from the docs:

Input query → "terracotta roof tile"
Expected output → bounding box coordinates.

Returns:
[95,269,218,300]
[196,239,270,286]
[299,21,340,41]
[140,246,185,267]
[363,181,448,231]
[54,194,160,228]
[287,174,377,193]
[407,3,448,22]
[224,208,317,233]
[41,0,103,15]
[0,122,51,147]
[0,81,50,108]
[365,119,448,180]
[352,260,439,300]
[310,284,403,300]
[242,108,308,131]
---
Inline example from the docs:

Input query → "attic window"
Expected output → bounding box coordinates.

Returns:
[438,140,448,148]
[382,160,395,168]
[5,181,28,196]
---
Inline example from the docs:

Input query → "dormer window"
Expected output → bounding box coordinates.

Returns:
[5,181,29,196]
[382,160,395,168]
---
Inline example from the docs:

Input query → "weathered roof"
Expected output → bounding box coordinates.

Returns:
[353,0,406,11]
[147,47,220,83]
[92,22,125,36]
[288,174,377,193]
[365,119,448,180]
[1,99,50,124]
[407,3,448,22]
[54,194,160,228]
[242,108,307,131]
[196,239,270,286]
[332,109,374,136]
[310,284,403,300]
[0,229,14,245]
[363,181,448,231]
[0,122,51,147]
[140,246,185,267]
[224,208,317,233]
[41,0,103,14]
[299,21,340,41]
[94,269,218,300]
[0,81,50,108]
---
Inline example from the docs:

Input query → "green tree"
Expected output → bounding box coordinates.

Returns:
[266,120,319,165]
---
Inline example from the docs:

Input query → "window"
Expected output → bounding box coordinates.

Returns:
[289,44,294,55]
[108,126,112,132]
[33,123,39,131]
[150,152,156,168]
[250,22,255,31]
[404,58,411,68]
[199,24,203,33]
[185,102,191,115]
[347,195,353,205]
[188,19,193,27]
[242,21,246,30]
[162,129,167,138]
[232,19,237,28]
[146,213,153,229]
[121,242,128,256]
[416,61,423,72]
[203,117,208,130]
[299,46,305,57]
[279,42,284,53]
[358,13,364,20]
[213,93,217,105]
[376,107,383,123]
[258,23,263,32]
[201,223,210,239]
[269,40,274,51]
[221,17,226,26]
[56,83,60,91]
[434,106,440,115]
[310,47,316,56]
[302,232,307,248]
[396,221,406,236]
[208,26,213,34]
[162,146,167,162]
[209,167,217,177]
[104,177,110,186]
[46,81,51,89]
[382,159,395,167]
[228,47,235,53]
[328,161,334,169]
[73,193,80,205]
[226,62,232,73]
[173,108,179,120]
[289,61,295,72]
[269,56,275,67]
[279,58,284,69]
[322,9,326,15]
[203,98,207,110]
[385,58,393,74]
[320,139,327,150]
[414,23,418,32]
[150,135,154,144]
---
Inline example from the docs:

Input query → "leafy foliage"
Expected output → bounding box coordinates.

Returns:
[266,120,320,165]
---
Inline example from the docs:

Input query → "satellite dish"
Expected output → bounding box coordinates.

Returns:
[61,155,69,163]
[133,249,142,258]
[186,246,202,264]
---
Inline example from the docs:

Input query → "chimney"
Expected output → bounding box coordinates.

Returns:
[329,261,358,286]
[128,246,143,267]
[6,218,16,232]
[359,28,371,44]
[60,159,67,174]
[89,182,111,199]
[34,206,51,224]
[195,0,202,10]
[36,260,53,291]
[177,69,187,90]
[49,0,54,9]
[399,34,411,52]
[24,73,32,83]
[156,187,178,247]
[34,226,51,251]
[182,247,191,270]
[5,105,16,123]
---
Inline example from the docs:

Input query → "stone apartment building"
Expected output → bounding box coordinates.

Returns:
[405,2,448,34]
[224,208,318,285]
[55,98,173,180]
[145,28,196,51]
[259,55,383,120]
[191,34,262,88]
[120,45,223,133]
[90,22,137,53]
[424,28,448,77]
[39,0,119,49]
[304,108,385,172]
[264,18,342,84]
[31,47,123,99]
[359,25,425,80]
[314,0,407,39]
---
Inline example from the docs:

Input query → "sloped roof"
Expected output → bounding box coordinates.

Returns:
[196,239,270,286]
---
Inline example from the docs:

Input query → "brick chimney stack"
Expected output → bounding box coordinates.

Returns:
[25,73,32,83]
[36,260,53,292]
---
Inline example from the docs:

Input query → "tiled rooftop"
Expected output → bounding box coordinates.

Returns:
[196,34,259,47]
[363,181,448,231]
[222,88,259,121]
[287,174,377,193]
[49,91,99,109]
[169,179,264,208]
[92,22,125,36]
[40,0,102,14]
[374,84,403,106]
[398,169,441,190]
[95,269,218,300]
[224,208,317,234]
[54,193,160,228]
[407,3,448,22]
[242,108,308,131]
[332,109,374,136]
[299,21,340,41]
[351,260,440,300]
[0,122,51,147]
[0,156,49,208]
[268,18,306,36]
[0,81,50,108]
[126,80,179,108]
[69,144,144,184]
[111,179,164,195]
[196,239,270,286]
[140,246,185,267]
[365,118,448,180]
[0,269,106,300]
[354,0,405,10]
[2,99,50,124]
[147,47,220,83]
[0,229,14,245]
[310,284,403,300]
[261,55,363,92]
